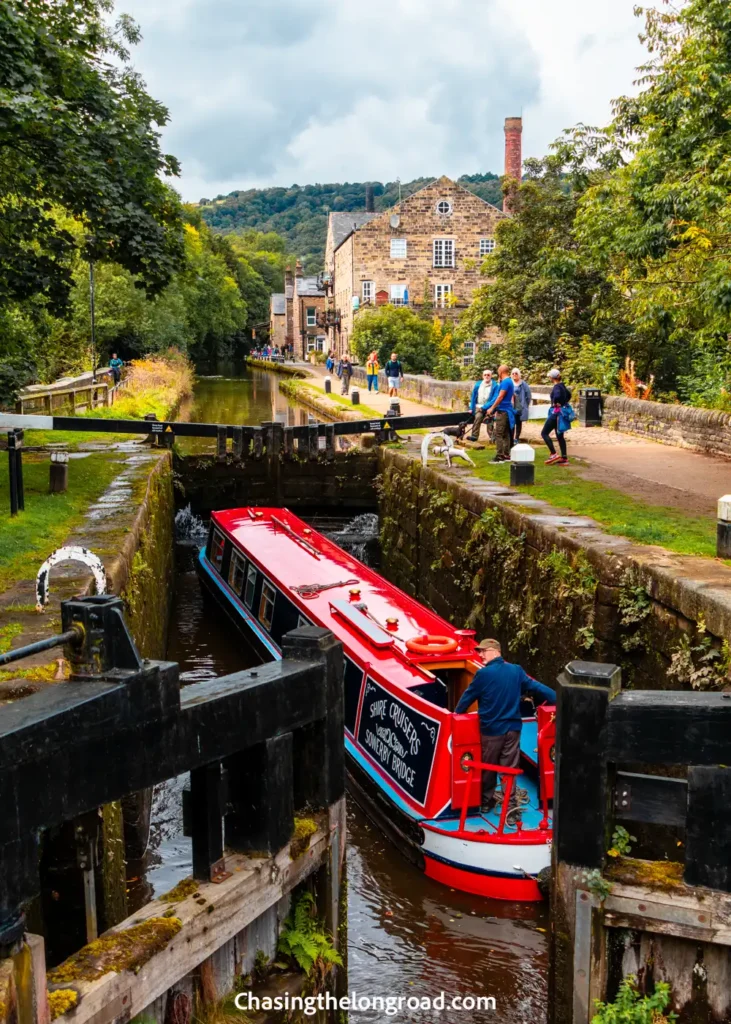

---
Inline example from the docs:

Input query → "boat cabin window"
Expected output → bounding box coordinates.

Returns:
[244,564,257,608]
[410,661,481,711]
[259,581,276,631]
[228,551,246,595]
[210,530,225,573]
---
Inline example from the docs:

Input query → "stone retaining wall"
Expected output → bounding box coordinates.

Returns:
[378,446,731,692]
[350,367,473,410]
[603,395,731,459]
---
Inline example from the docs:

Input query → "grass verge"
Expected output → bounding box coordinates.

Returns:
[0,453,119,592]
[468,449,717,558]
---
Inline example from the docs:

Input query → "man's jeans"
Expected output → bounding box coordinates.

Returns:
[469,408,494,442]
[480,730,521,808]
[494,410,511,459]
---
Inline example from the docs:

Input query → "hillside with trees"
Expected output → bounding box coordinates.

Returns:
[198,174,503,274]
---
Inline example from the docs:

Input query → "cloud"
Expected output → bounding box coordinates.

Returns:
[120,0,646,200]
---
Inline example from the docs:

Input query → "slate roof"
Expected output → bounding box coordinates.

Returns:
[297,276,326,297]
[271,293,285,315]
[330,212,379,252]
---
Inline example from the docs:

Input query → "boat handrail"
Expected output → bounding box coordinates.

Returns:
[459,760,522,836]
[270,514,321,559]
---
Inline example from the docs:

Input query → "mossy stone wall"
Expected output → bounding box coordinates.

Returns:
[377,449,727,691]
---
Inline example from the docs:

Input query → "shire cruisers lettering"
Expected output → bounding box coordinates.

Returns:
[197,507,555,901]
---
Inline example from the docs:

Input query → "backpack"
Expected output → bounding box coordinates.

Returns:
[557,404,576,434]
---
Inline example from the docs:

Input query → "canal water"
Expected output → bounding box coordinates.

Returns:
[157,531,548,1023]
[176,364,310,453]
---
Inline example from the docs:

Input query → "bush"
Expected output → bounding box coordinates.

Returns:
[351,305,436,373]
[562,337,620,394]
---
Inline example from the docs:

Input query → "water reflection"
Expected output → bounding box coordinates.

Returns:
[176,365,311,454]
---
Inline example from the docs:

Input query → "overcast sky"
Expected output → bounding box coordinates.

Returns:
[120,0,647,202]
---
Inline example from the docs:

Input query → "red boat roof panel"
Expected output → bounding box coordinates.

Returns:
[211,507,477,686]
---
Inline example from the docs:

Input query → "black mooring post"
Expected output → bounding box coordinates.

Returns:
[554,661,621,869]
[8,429,24,515]
[190,761,225,880]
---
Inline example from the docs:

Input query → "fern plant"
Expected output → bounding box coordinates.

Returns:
[277,892,342,985]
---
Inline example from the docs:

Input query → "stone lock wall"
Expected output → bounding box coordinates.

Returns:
[377,448,731,692]
[603,395,731,459]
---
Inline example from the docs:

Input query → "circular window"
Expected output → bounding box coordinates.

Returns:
[436,200,452,216]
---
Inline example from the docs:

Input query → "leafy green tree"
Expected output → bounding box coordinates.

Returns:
[456,157,629,369]
[569,0,731,390]
[0,0,184,313]
[351,306,436,373]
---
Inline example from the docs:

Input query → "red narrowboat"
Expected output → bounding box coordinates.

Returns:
[197,507,555,901]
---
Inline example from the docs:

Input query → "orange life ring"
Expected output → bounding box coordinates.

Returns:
[405,634,459,655]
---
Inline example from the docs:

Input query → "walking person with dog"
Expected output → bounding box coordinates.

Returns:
[542,368,573,466]
[468,368,499,443]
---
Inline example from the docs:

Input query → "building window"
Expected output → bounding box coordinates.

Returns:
[433,239,455,268]
[244,563,257,608]
[463,341,475,366]
[436,200,453,216]
[434,284,453,308]
[390,238,407,259]
[259,580,276,631]
[228,551,246,594]
[210,530,225,572]
[306,336,326,353]
[390,284,407,306]
[306,307,317,327]
[362,281,375,304]
[480,238,496,256]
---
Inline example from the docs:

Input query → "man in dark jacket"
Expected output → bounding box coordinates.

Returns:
[454,638,556,812]
[337,354,353,395]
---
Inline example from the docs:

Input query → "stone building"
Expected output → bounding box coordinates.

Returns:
[274,261,328,358]
[323,116,522,360]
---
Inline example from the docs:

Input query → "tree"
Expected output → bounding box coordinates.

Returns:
[0,0,184,313]
[351,306,436,373]
[456,157,629,370]
[570,0,731,391]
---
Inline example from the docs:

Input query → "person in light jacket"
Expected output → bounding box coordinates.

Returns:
[511,368,532,443]
[468,369,498,442]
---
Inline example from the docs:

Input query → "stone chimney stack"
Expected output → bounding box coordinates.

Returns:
[503,116,523,213]
[365,185,375,213]
[295,258,304,281]
[285,264,294,347]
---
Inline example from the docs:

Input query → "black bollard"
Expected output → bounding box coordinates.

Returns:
[718,496,731,559]
[510,443,535,486]
[8,429,24,515]
[324,377,332,394]
[351,389,360,405]
[49,451,69,493]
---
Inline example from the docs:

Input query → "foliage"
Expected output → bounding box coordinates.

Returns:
[608,826,637,859]
[430,316,463,380]
[0,0,184,313]
[668,617,731,690]
[619,358,654,401]
[576,868,613,903]
[277,892,342,983]
[592,976,676,1024]
[86,351,193,421]
[199,175,503,274]
[351,305,435,373]
[617,570,652,652]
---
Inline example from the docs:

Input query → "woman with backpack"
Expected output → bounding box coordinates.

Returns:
[542,368,573,465]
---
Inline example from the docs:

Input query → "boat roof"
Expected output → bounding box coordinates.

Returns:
[211,507,478,689]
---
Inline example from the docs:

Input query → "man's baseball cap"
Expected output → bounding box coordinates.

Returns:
[477,638,502,652]
[548,368,561,379]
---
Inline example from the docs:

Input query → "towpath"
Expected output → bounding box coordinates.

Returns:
[295,362,730,516]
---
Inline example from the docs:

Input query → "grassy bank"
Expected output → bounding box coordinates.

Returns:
[468,450,717,558]
[280,379,383,421]
[0,453,120,592]
[25,351,194,448]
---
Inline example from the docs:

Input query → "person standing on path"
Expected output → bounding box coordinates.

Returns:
[385,352,403,398]
[483,364,514,463]
[337,353,353,395]
[542,368,572,465]
[109,352,124,385]
[511,368,531,444]
[468,369,498,443]
[454,639,556,813]
[366,351,380,392]
[325,350,334,373]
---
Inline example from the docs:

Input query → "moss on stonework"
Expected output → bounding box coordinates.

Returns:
[604,856,684,892]
[101,801,127,929]
[159,876,199,903]
[47,917,182,984]
[121,458,174,659]
[290,817,318,859]
[48,989,78,1020]
[0,662,63,684]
